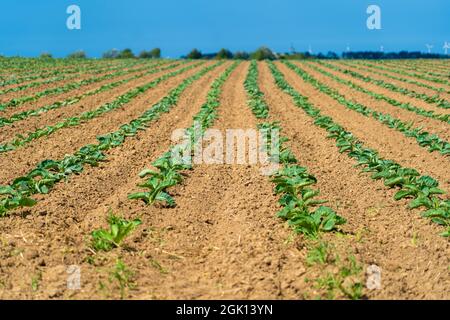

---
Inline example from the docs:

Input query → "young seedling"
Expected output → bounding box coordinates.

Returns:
[109,259,136,299]
[91,211,142,252]
[128,152,192,207]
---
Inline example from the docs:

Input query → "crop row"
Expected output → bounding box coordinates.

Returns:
[381,61,450,79]
[351,61,450,87]
[269,61,449,237]
[0,59,145,96]
[128,62,238,206]
[0,61,202,153]
[310,61,450,125]
[0,61,223,216]
[0,60,175,127]
[244,61,346,237]
[286,61,450,156]
[244,61,362,299]
[0,60,170,112]
[322,62,449,109]
[0,59,120,87]
[0,58,88,75]
[339,61,450,94]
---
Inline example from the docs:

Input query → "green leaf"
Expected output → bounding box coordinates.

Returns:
[18,197,37,207]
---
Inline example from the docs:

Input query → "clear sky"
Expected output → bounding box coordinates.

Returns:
[0,0,448,58]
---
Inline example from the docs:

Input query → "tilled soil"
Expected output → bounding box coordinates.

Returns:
[0,62,184,142]
[259,62,450,299]
[333,62,450,102]
[319,61,450,116]
[0,61,153,104]
[0,61,232,299]
[0,61,209,184]
[299,62,450,141]
[0,60,448,300]
[0,61,170,120]
[0,64,132,98]
[277,62,450,192]
[346,62,450,93]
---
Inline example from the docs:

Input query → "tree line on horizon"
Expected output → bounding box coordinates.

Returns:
[30,46,450,60]
[184,47,450,60]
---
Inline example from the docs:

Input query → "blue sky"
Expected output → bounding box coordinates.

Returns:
[0,0,448,58]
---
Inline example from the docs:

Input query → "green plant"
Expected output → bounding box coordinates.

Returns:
[315,256,363,300]
[0,62,195,149]
[31,272,42,292]
[129,62,239,208]
[128,153,192,207]
[109,259,135,299]
[269,61,450,236]
[0,62,221,216]
[273,166,346,238]
[306,242,332,265]
[91,212,142,252]
[289,61,450,156]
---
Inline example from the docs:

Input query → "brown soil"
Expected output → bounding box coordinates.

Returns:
[0,61,231,299]
[0,62,169,119]
[334,61,450,101]
[0,61,125,96]
[377,62,450,85]
[0,61,209,184]
[0,64,145,103]
[298,62,450,143]
[279,62,450,193]
[0,62,185,143]
[0,60,448,300]
[319,61,450,116]
[0,61,319,300]
[259,61,450,299]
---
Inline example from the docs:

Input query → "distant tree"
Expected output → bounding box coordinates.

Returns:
[326,51,339,59]
[118,48,135,59]
[40,52,53,59]
[187,48,202,59]
[67,50,87,59]
[233,51,250,60]
[250,47,276,60]
[215,48,233,60]
[102,49,120,59]
[139,50,152,59]
[150,48,161,58]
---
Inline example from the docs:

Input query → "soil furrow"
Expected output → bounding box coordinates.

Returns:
[335,62,450,101]
[349,62,450,92]
[277,62,450,193]
[297,62,450,142]
[259,61,450,299]
[0,62,185,143]
[0,62,140,101]
[317,62,450,115]
[0,61,166,119]
[0,62,210,184]
[0,61,231,299]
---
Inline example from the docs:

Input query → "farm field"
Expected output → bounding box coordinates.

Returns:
[0,58,448,300]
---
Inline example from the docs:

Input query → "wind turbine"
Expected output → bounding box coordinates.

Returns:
[380,45,384,52]
[443,41,450,55]
[425,44,433,54]
[290,43,296,54]
[346,45,351,52]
